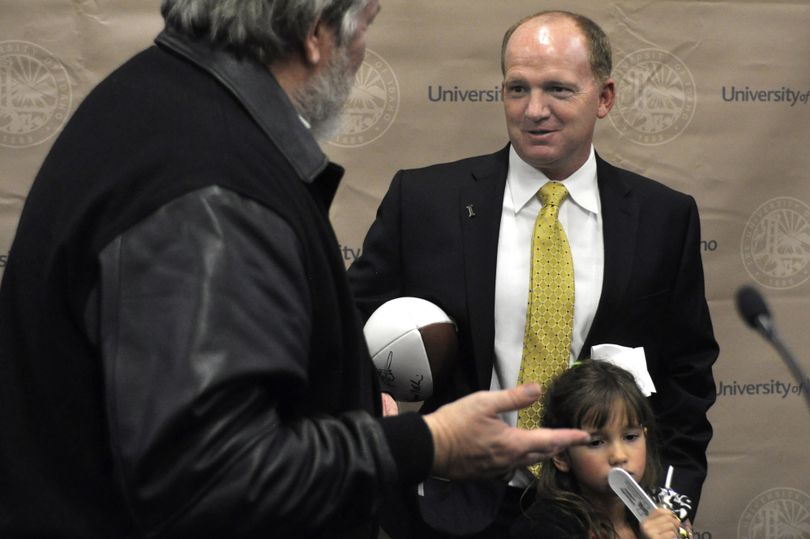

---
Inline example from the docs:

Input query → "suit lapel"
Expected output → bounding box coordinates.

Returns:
[582,155,639,357]
[460,146,509,390]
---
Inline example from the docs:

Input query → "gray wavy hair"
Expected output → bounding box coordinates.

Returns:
[161,0,371,64]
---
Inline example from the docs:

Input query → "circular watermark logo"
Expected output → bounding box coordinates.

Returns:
[609,48,696,146]
[741,197,810,289]
[0,40,71,148]
[738,488,810,539]
[328,49,399,148]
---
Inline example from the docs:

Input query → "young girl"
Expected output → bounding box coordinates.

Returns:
[510,360,686,539]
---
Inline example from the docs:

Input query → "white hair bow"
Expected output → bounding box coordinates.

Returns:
[589,344,656,397]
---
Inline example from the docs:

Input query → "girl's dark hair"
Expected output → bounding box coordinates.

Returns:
[533,360,661,538]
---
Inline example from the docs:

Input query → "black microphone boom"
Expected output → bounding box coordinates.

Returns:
[735,285,810,413]
[736,285,774,336]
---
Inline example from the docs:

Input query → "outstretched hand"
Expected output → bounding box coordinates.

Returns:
[422,384,589,479]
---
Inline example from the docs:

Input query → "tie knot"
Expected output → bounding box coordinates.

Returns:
[539,182,569,211]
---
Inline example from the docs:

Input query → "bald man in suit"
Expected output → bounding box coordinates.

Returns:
[349,10,717,538]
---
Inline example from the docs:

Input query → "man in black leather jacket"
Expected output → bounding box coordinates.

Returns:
[0,1,588,538]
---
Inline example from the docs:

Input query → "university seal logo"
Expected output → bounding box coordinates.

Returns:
[0,40,71,148]
[609,48,696,145]
[738,488,810,539]
[329,49,398,148]
[741,197,810,289]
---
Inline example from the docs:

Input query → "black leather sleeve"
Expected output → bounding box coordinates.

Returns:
[97,186,404,537]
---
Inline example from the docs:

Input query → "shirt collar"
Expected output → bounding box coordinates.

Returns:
[507,145,600,215]
[155,28,329,184]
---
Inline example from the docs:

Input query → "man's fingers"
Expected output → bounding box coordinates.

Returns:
[484,383,542,413]
[381,392,399,416]
[506,428,590,473]
[426,389,589,480]
[521,428,590,456]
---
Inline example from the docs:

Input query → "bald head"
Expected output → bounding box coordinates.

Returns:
[500,11,612,84]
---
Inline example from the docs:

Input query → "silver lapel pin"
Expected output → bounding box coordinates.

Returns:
[466,204,476,218]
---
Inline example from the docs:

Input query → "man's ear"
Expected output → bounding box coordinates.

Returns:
[302,19,322,65]
[596,78,615,118]
[302,17,334,66]
[552,453,571,473]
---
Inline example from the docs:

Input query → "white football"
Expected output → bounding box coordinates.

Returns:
[364,297,458,402]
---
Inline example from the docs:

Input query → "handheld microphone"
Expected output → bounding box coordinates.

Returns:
[735,285,810,413]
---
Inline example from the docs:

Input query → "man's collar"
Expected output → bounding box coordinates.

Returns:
[506,145,600,215]
[154,28,329,183]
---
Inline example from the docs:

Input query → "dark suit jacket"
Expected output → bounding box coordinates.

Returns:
[348,144,718,535]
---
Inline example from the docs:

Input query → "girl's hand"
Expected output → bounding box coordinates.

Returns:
[640,507,681,539]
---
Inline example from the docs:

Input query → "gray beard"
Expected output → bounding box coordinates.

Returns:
[294,47,354,141]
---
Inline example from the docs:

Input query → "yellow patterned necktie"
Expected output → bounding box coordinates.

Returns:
[517,182,575,476]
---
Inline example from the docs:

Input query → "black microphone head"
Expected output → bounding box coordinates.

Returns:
[736,285,770,329]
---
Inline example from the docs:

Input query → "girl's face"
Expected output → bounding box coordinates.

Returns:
[552,399,647,502]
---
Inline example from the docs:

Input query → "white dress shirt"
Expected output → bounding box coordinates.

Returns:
[490,145,604,429]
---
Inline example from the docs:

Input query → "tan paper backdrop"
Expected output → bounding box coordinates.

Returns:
[2,2,809,537]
